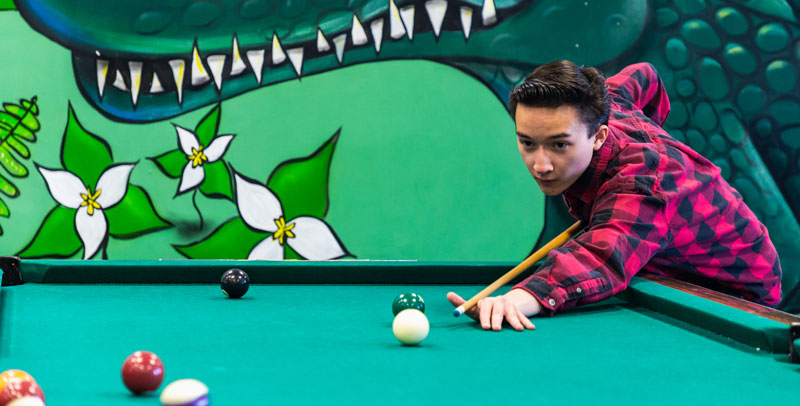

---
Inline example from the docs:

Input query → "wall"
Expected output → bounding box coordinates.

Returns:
[2,0,800,308]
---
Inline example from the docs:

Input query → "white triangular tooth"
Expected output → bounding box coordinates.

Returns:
[168,59,186,104]
[150,72,164,93]
[96,60,109,98]
[246,49,265,84]
[287,48,303,77]
[207,54,226,91]
[400,6,415,40]
[317,29,331,52]
[113,70,128,92]
[230,36,247,76]
[389,0,406,39]
[351,15,368,46]
[425,0,447,38]
[482,0,497,26]
[129,62,143,106]
[333,34,347,64]
[191,44,210,85]
[272,34,287,65]
[460,7,473,39]
[370,19,384,53]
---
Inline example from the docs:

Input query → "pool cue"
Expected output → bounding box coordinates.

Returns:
[453,220,584,317]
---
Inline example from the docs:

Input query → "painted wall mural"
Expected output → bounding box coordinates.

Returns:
[2,0,800,310]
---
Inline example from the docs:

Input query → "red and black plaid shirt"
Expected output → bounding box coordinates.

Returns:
[514,63,782,315]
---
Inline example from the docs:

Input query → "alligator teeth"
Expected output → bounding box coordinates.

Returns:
[389,0,406,39]
[246,49,265,84]
[425,0,447,38]
[207,55,226,92]
[351,15,368,46]
[272,34,287,65]
[230,36,247,76]
[113,70,128,92]
[317,29,331,52]
[460,7,473,39]
[191,45,210,86]
[129,61,143,106]
[482,0,497,26]
[150,72,164,93]
[168,59,186,104]
[96,59,109,99]
[287,48,304,77]
[333,34,347,64]
[370,19,384,53]
[400,6,415,40]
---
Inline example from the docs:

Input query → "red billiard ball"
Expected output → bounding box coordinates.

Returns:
[121,351,164,394]
[0,370,45,406]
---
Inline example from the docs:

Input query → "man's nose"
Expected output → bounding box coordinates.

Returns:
[531,150,553,173]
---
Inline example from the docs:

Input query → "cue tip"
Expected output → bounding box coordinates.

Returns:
[453,306,465,317]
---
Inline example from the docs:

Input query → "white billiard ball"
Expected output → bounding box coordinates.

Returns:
[393,309,429,345]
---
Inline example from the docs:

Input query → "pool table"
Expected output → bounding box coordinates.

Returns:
[1,256,799,405]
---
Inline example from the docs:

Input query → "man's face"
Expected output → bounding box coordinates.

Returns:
[515,104,607,196]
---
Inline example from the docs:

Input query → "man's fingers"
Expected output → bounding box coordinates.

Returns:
[505,305,524,331]
[446,292,465,306]
[517,308,536,330]
[491,300,505,331]
[480,299,493,329]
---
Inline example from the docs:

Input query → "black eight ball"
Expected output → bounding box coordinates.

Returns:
[221,268,249,299]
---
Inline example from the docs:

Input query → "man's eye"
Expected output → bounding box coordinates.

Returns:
[520,140,533,147]
[554,142,568,149]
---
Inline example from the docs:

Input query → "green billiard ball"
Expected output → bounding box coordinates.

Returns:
[392,292,425,316]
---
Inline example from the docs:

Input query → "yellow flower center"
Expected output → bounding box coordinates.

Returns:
[272,217,296,245]
[188,146,208,167]
[80,188,102,216]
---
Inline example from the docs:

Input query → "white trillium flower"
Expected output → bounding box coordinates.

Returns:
[175,125,234,193]
[234,174,346,260]
[38,164,135,259]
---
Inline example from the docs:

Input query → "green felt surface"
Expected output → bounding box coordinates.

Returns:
[2,284,800,405]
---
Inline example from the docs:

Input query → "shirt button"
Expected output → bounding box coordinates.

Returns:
[548,298,556,306]
[576,288,582,293]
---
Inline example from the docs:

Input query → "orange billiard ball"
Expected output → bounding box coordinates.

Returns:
[121,351,165,394]
[0,370,45,406]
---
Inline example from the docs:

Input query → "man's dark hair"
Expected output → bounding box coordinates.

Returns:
[509,60,610,136]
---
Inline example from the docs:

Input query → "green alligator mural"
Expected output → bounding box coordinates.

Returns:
[9,0,800,310]
[13,0,646,122]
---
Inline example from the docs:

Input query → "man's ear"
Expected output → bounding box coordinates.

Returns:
[593,125,609,151]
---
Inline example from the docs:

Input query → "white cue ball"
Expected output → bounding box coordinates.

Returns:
[393,309,429,345]
[7,398,45,406]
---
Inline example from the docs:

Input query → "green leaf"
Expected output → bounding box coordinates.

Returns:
[17,206,81,258]
[175,217,265,259]
[106,184,170,238]
[6,135,30,158]
[0,0,16,10]
[21,98,38,115]
[195,104,220,146]
[267,129,340,220]
[2,123,35,142]
[0,198,9,217]
[4,103,40,132]
[0,173,18,197]
[150,150,186,179]
[62,103,113,187]
[198,160,233,200]
[0,144,27,177]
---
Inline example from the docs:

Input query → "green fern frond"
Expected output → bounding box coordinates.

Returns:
[0,96,41,233]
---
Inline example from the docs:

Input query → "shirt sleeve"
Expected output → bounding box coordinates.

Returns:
[513,191,671,315]
[606,63,671,127]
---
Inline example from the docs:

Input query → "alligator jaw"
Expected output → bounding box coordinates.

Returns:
[71,0,522,122]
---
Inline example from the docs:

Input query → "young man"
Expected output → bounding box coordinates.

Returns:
[447,61,782,331]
